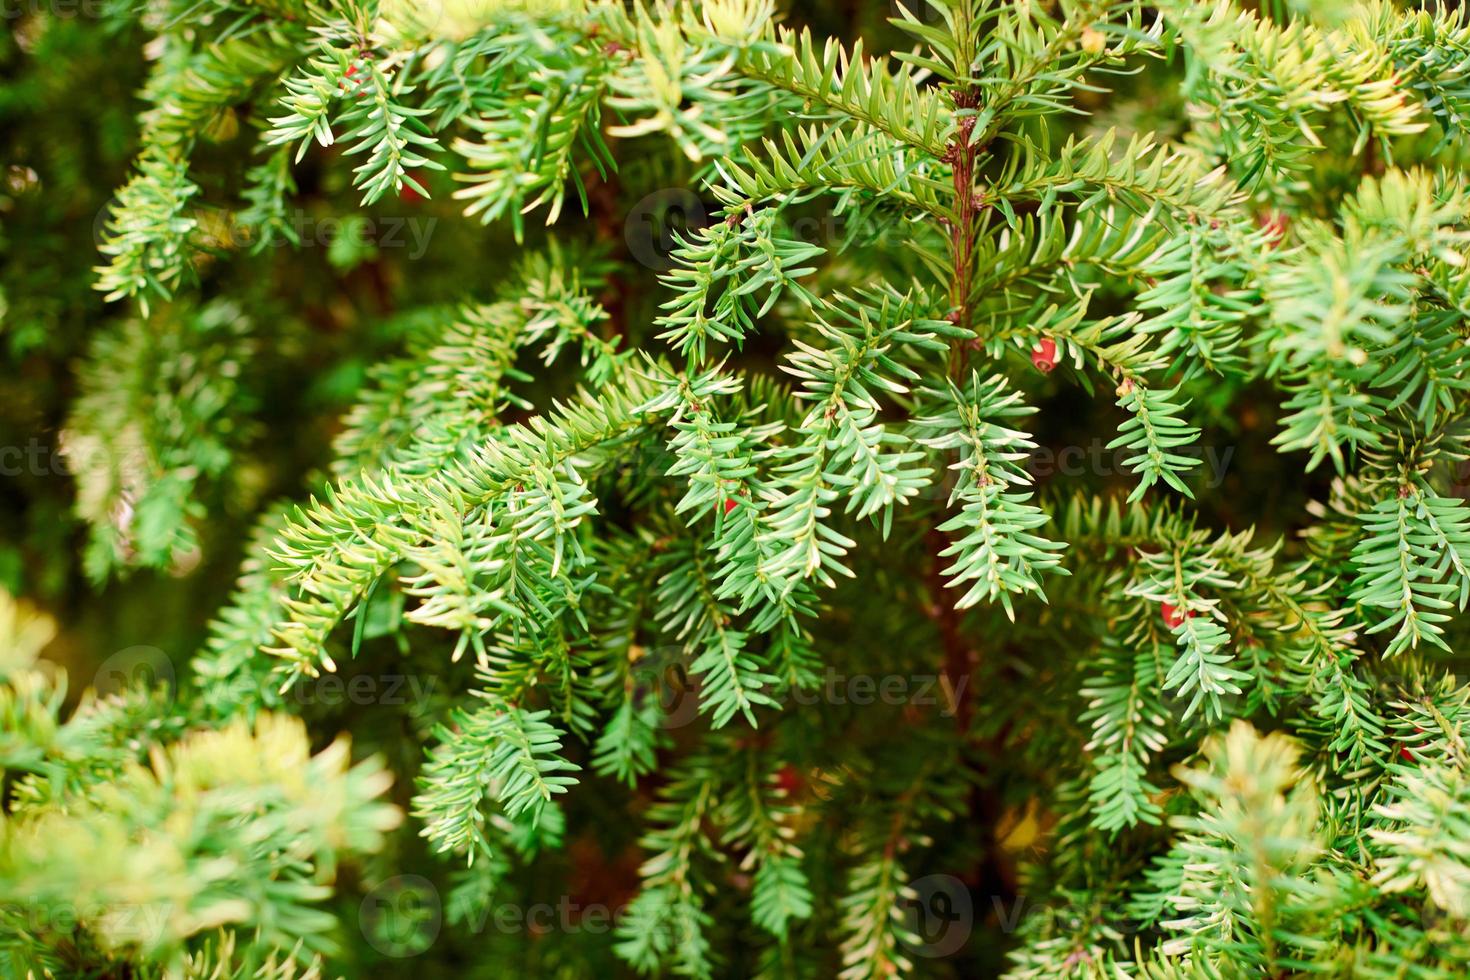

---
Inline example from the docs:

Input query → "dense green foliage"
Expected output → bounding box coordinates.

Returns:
[7,0,1470,976]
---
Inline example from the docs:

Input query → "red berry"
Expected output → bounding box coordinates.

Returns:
[1258,211,1289,248]
[340,63,370,98]
[398,170,426,204]
[1161,601,1193,629]
[720,497,737,516]
[1031,337,1058,373]
[775,764,802,795]
[1400,726,1426,762]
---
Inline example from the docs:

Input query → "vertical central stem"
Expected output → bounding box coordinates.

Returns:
[947,94,980,379]
[926,527,975,732]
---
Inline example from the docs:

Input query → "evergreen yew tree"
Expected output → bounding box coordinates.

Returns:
[8,0,1470,975]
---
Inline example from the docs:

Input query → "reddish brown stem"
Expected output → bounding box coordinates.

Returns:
[947,93,982,378]
[925,527,976,732]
